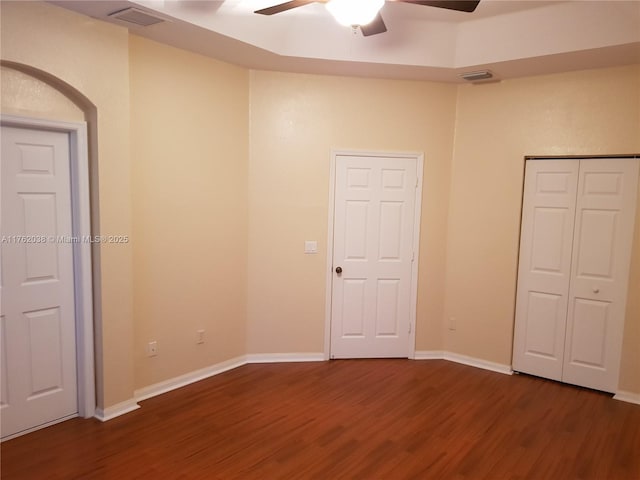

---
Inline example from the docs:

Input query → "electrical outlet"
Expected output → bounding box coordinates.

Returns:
[448,316,457,331]
[197,329,205,344]
[147,341,158,357]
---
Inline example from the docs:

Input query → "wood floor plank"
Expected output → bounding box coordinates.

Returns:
[2,359,639,479]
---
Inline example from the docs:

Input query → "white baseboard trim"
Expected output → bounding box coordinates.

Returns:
[414,350,444,360]
[246,353,325,364]
[415,350,513,375]
[97,353,325,422]
[94,398,140,422]
[445,352,513,375]
[613,390,640,405]
[100,351,515,422]
[135,355,247,402]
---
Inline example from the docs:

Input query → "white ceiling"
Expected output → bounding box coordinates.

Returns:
[52,0,640,82]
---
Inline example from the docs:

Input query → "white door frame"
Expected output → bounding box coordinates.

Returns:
[324,150,424,360]
[1,114,95,419]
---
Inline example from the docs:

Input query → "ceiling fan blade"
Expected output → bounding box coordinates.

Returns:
[360,13,387,36]
[255,0,318,15]
[398,0,480,13]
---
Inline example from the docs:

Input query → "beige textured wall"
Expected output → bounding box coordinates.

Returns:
[1,67,84,121]
[445,65,640,391]
[620,184,640,393]
[1,1,134,408]
[129,36,249,389]
[247,70,457,354]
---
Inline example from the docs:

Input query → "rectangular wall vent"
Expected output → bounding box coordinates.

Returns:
[108,7,165,27]
[459,70,494,82]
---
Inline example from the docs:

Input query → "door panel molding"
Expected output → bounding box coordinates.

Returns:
[324,150,423,360]
[1,114,95,437]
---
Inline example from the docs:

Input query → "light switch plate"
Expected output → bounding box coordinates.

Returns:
[304,240,318,254]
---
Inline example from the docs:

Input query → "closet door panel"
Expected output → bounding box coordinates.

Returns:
[512,160,579,380]
[563,159,639,393]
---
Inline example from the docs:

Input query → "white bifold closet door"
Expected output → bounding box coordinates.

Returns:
[513,158,639,393]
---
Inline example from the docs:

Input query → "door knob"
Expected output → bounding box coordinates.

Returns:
[593,287,600,294]
[335,266,342,274]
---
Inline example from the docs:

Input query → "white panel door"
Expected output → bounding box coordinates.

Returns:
[330,155,417,358]
[513,160,580,380]
[562,159,639,392]
[1,126,78,439]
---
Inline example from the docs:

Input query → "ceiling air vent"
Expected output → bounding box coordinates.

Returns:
[108,7,165,27]
[459,70,494,83]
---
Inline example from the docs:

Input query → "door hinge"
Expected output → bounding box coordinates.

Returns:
[412,251,415,262]
[409,323,412,334]
[415,177,419,188]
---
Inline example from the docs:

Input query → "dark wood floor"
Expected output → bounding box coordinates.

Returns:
[2,359,639,479]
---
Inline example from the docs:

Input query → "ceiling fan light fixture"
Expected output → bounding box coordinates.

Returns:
[326,0,385,27]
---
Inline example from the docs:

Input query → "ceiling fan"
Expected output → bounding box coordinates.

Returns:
[254,0,481,37]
